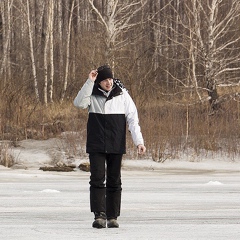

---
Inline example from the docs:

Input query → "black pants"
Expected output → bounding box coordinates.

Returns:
[89,153,122,219]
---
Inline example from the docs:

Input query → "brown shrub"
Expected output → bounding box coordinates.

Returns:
[1,84,240,161]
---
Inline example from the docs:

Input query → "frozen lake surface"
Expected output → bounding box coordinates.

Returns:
[1,162,240,240]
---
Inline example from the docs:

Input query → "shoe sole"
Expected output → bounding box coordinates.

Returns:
[92,225,106,228]
[107,225,119,228]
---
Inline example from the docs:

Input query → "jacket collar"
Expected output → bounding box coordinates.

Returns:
[92,80,123,100]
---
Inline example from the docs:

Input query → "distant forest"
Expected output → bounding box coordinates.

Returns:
[1,0,240,160]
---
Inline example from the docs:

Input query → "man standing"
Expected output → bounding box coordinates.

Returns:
[74,65,146,228]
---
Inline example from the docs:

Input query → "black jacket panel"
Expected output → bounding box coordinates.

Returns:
[87,112,126,154]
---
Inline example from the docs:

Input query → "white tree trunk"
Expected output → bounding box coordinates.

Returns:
[43,3,50,105]
[61,0,75,102]
[26,0,40,102]
[0,0,13,84]
[49,0,54,103]
[57,0,64,87]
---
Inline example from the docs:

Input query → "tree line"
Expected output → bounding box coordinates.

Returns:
[1,0,240,160]
[1,0,240,109]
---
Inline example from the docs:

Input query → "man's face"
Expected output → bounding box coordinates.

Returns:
[99,78,113,91]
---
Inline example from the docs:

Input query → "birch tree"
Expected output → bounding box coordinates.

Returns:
[88,0,147,67]
[57,0,64,88]
[151,0,240,113]
[187,0,240,112]
[43,0,54,105]
[48,0,54,103]
[61,0,75,102]
[43,1,50,105]
[0,0,13,86]
[26,0,40,102]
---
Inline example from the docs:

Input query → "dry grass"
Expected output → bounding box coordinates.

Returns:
[139,98,240,161]
[1,85,240,163]
[0,141,16,167]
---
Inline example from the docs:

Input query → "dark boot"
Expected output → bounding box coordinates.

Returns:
[107,218,119,228]
[92,212,106,229]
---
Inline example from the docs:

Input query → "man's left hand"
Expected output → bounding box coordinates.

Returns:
[137,144,146,155]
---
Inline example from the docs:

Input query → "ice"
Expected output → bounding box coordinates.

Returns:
[0,138,240,239]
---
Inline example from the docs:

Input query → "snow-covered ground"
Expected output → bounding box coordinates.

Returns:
[1,138,240,239]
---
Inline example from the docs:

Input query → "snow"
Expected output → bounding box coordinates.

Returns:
[1,138,240,239]
[205,181,224,185]
[39,189,61,193]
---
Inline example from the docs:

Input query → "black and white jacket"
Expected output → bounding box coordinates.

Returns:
[73,78,144,154]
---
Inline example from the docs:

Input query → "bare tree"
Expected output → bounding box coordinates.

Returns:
[151,0,240,113]
[49,0,54,103]
[43,0,54,105]
[0,0,13,86]
[26,0,40,102]
[57,0,64,88]
[43,1,50,105]
[184,0,240,112]
[203,0,240,112]
[88,0,147,67]
[61,0,75,102]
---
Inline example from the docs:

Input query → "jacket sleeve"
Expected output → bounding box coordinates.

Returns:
[124,90,144,146]
[73,79,94,109]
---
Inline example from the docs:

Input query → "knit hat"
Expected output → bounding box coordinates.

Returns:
[96,65,113,83]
